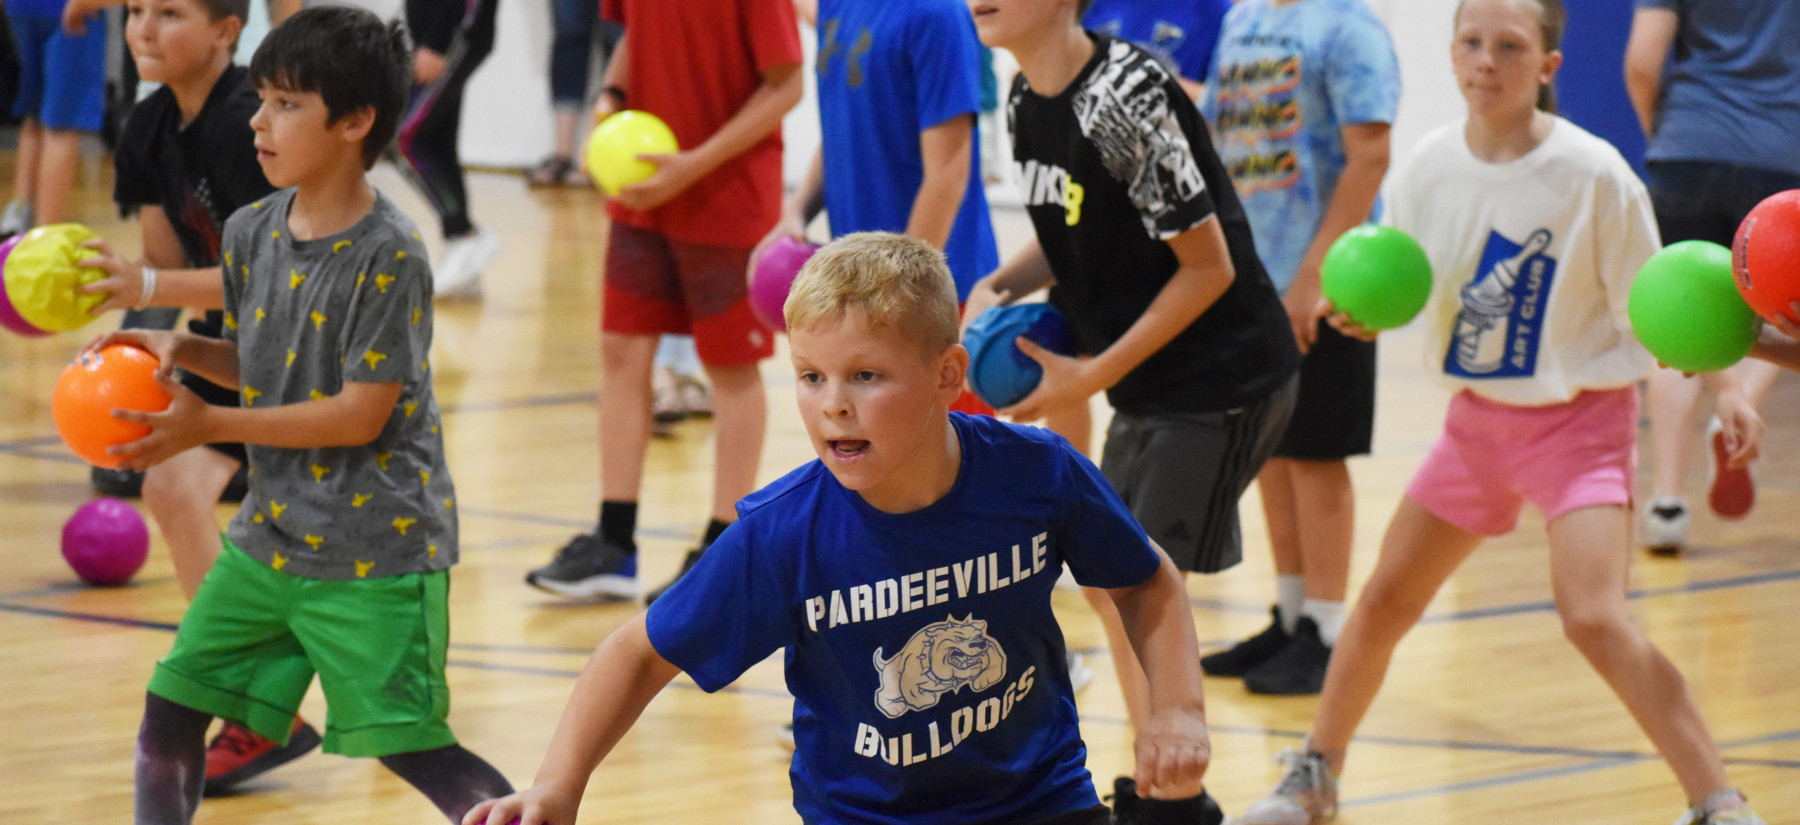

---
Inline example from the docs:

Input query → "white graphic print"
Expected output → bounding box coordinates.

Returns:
[1072,41,1206,236]
[872,615,1007,718]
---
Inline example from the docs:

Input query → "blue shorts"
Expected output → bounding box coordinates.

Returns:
[7,10,107,131]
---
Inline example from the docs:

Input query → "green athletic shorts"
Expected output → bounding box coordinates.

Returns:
[148,538,457,758]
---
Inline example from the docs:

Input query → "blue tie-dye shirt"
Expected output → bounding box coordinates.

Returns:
[1202,0,1400,293]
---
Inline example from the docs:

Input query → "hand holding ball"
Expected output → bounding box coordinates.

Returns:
[2,223,108,334]
[1319,225,1433,332]
[962,303,1079,409]
[1628,240,1758,373]
[52,344,173,468]
[585,110,679,196]
[748,237,819,332]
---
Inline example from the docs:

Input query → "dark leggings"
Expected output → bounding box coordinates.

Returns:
[134,693,513,824]
[395,0,497,239]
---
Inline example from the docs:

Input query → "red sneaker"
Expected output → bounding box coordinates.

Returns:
[1708,423,1755,520]
[203,717,321,795]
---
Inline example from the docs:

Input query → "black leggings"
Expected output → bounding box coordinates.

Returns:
[395,0,498,239]
[134,693,513,824]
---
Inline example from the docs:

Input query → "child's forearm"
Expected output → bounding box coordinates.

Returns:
[684,63,805,182]
[1109,555,1207,716]
[1749,324,1800,372]
[1084,221,1235,392]
[172,334,241,389]
[148,267,228,310]
[979,238,1056,299]
[532,614,682,797]
[905,115,975,250]
[1296,123,1390,290]
[201,381,402,448]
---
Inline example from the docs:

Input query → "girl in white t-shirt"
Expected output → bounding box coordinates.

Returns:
[1235,1,1767,824]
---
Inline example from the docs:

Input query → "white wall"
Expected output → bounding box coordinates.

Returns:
[347,0,1467,177]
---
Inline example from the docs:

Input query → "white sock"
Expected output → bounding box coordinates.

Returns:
[1276,575,1305,633]
[1304,599,1347,646]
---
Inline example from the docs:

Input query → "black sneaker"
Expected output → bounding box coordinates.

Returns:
[643,547,704,606]
[525,532,638,599]
[91,466,145,498]
[1244,616,1331,696]
[1200,607,1291,677]
[1106,776,1224,825]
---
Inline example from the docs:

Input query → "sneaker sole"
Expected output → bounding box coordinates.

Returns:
[204,723,322,795]
[1708,429,1754,519]
[525,574,638,600]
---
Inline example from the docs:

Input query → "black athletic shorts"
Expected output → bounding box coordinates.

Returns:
[1100,373,1298,574]
[1274,320,1375,461]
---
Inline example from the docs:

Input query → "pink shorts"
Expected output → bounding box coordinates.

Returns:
[1406,386,1637,536]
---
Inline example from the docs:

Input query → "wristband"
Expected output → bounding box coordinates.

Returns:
[134,266,158,311]
[601,85,627,108]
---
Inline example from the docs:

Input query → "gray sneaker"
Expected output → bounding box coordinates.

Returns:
[1232,747,1337,825]
[1673,791,1766,825]
[525,532,638,599]
[0,200,34,237]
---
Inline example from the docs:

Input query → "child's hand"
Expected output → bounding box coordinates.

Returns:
[1713,386,1764,470]
[1132,706,1210,800]
[1283,270,1326,353]
[108,372,210,471]
[959,283,1012,340]
[1000,339,1097,422]
[1322,301,1378,341]
[60,0,105,35]
[614,150,705,212]
[461,783,580,825]
[413,47,447,84]
[747,212,810,285]
[81,329,182,381]
[76,238,150,314]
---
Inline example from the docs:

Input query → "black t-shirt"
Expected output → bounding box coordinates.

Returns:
[114,64,275,337]
[1007,34,1299,416]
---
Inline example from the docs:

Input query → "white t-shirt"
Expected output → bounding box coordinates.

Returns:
[1387,116,1658,406]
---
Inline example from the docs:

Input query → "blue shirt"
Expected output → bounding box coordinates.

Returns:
[1637,0,1800,176]
[815,0,999,300]
[1202,0,1400,292]
[646,414,1161,825]
[1083,0,1232,83]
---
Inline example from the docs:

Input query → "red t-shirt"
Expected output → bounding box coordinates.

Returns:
[602,0,801,249]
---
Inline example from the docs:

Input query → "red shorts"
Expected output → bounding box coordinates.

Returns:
[602,222,774,367]
[1407,386,1637,536]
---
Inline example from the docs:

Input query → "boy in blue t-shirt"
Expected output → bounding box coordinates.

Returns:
[1083,0,1231,97]
[1197,0,1399,697]
[89,8,514,820]
[464,233,1216,825]
[759,0,997,301]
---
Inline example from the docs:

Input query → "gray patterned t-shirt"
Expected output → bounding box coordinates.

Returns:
[220,188,457,580]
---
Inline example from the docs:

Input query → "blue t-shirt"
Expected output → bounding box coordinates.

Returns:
[1083,0,1232,83]
[1202,0,1399,292]
[646,414,1161,825]
[1637,0,1800,177]
[815,0,1000,300]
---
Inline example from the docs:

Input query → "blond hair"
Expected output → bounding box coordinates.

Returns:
[785,232,960,357]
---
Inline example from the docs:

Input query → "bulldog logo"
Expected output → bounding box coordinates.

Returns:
[872,615,1007,718]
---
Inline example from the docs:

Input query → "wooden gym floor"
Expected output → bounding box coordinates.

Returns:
[1,155,1796,823]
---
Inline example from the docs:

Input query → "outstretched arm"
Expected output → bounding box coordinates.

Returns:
[464,614,681,825]
[1107,547,1209,800]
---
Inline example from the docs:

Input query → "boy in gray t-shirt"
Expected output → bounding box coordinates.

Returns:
[220,188,457,580]
[88,8,513,822]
